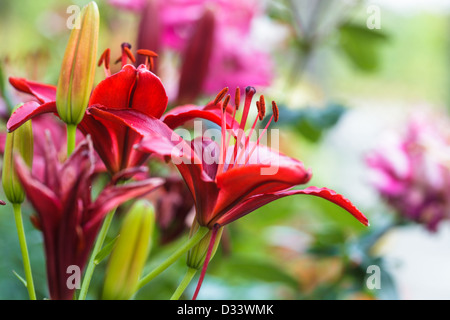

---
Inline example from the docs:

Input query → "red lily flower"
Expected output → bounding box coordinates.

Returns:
[89,86,369,299]
[7,44,239,176]
[15,136,163,300]
[101,86,369,228]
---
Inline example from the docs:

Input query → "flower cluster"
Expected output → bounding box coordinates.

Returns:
[367,112,450,231]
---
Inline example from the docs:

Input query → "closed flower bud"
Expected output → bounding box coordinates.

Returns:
[187,220,223,270]
[102,200,155,300]
[2,105,33,204]
[56,1,99,125]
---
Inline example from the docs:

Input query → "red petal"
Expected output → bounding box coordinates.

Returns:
[131,65,168,118]
[88,64,168,118]
[214,187,369,227]
[7,101,57,132]
[86,107,222,225]
[88,64,137,110]
[78,113,121,174]
[15,155,62,225]
[162,103,238,131]
[9,77,56,103]
[212,147,312,224]
[84,178,164,231]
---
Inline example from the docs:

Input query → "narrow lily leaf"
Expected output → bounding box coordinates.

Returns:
[94,235,120,265]
[12,270,27,287]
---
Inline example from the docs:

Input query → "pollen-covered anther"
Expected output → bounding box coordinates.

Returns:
[98,48,111,69]
[235,87,241,110]
[258,95,266,120]
[123,46,136,63]
[222,94,231,111]
[213,87,229,105]
[137,49,158,57]
[115,42,136,65]
[272,101,279,122]
[137,49,158,71]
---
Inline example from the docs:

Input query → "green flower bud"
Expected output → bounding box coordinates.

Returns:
[187,220,223,270]
[102,200,155,300]
[2,106,33,204]
[56,1,99,125]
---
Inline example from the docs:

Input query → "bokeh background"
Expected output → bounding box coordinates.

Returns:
[1,0,450,300]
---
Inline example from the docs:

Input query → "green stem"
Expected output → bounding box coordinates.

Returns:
[170,268,197,300]
[78,209,116,300]
[137,226,209,290]
[66,124,77,156]
[13,203,36,300]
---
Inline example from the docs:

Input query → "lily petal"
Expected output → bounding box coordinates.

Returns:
[214,186,369,227]
[212,147,312,223]
[84,178,164,231]
[88,64,168,118]
[7,101,57,132]
[9,77,57,103]
[162,102,238,131]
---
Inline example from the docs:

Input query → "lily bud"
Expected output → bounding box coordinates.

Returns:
[2,104,33,204]
[102,200,155,300]
[187,220,223,270]
[176,8,215,104]
[56,1,99,125]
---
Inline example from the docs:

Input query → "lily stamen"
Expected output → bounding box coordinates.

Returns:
[218,94,231,174]
[272,100,279,122]
[258,95,266,120]
[115,42,135,67]
[222,88,240,170]
[98,48,111,77]
[137,49,158,71]
[231,86,255,167]
[213,87,229,106]
[233,92,268,167]
[234,87,241,111]
[243,100,279,166]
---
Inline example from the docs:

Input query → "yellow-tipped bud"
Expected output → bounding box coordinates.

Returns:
[187,220,223,270]
[2,105,33,204]
[56,1,99,125]
[102,200,155,300]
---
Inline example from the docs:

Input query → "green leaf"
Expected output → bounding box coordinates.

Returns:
[94,235,120,265]
[220,256,298,289]
[338,23,389,72]
[268,103,346,142]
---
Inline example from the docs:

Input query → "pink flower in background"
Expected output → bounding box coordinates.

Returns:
[110,0,273,100]
[367,113,450,231]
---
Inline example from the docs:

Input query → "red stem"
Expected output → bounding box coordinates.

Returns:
[192,224,220,300]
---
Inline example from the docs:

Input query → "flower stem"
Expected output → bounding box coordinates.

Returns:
[170,268,197,300]
[66,124,77,156]
[12,203,36,300]
[137,226,209,290]
[78,209,116,300]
